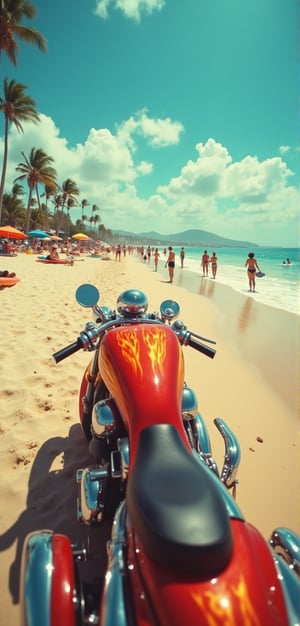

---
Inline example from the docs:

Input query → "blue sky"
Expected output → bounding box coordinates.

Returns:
[0,0,298,245]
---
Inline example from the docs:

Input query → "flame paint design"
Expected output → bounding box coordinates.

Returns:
[142,327,166,376]
[191,576,260,626]
[116,330,143,377]
[116,327,167,378]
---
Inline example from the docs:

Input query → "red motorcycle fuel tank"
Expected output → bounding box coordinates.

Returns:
[99,323,188,463]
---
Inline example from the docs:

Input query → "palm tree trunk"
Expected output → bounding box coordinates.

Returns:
[57,202,66,233]
[35,184,42,209]
[0,116,9,223]
[25,188,33,233]
[44,199,49,230]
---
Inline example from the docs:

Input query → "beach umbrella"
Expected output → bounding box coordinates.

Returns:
[0,225,26,239]
[50,235,63,241]
[28,229,49,239]
[72,232,90,240]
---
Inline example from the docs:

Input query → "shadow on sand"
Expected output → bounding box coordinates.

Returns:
[0,423,111,605]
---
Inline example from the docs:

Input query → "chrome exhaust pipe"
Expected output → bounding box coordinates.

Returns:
[269,527,300,578]
[214,418,241,492]
[101,501,134,626]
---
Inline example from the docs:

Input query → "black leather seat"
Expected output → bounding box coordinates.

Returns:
[127,424,233,577]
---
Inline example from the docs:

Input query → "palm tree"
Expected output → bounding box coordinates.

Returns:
[0,0,47,66]
[41,182,57,229]
[14,147,57,233]
[52,192,63,232]
[0,77,40,222]
[57,178,80,233]
[89,203,99,235]
[98,223,112,242]
[11,181,24,198]
[75,218,82,230]
[88,215,93,230]
[29,205,44,229]
[65,196,77,235]
[91,203,100,218]
[80,198,89,222]
[93,213,100,233]
[2,189,25,225]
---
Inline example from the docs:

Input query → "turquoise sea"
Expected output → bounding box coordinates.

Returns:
[157,246,299,316]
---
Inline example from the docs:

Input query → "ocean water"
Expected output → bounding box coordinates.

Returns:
[159,246,299,316]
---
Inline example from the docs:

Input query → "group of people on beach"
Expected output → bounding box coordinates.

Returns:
[164,247,219,283]
[201,250,218,279]
[164,247,263,292]
[140,244,266,292]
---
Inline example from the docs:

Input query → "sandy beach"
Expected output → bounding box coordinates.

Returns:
[0,250,298,622]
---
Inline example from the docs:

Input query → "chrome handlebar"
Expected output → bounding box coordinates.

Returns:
[53,313,217,364]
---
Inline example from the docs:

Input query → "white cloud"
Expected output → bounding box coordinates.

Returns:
[156,138,299,241]
[279,145,290,155]
[158,139,231,197]
[0,109,180,230]
[94,0,165,21]
[0,116,298,245]
[117,109,184,148]
[223,155,293,202]
[137,110,184,147]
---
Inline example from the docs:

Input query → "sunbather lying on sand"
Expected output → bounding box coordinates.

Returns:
[0,270,16,277]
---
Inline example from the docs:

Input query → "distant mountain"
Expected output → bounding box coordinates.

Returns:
[112,228,258,248]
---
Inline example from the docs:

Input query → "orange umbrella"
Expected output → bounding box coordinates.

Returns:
[0,225,26,239]
[72,233,91,241]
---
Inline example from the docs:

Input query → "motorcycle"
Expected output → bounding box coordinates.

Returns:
[20,284,300,626]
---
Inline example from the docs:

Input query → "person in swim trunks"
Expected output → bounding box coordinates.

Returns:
[201,250,210,276]
[245,252,260,292]
[165,246,175,283]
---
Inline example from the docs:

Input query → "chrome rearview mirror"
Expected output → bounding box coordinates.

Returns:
[160,299,180,321]
[76,283,100,308]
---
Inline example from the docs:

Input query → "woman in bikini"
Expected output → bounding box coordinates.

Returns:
[245,252,260,292]
[47,244,60,261]
[165,246,175,283]
[210,252,218,279]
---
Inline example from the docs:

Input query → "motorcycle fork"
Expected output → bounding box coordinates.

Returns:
[81,349,102,440]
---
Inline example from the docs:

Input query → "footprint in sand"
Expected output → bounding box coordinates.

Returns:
[0,389,14,397]
[9,442,39,466]
[37,400,54,411]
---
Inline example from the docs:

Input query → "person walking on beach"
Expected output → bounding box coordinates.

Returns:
[165,246,175,283]
[245,252,260,292]
[210,252,218,279]
[115,244,121,261]
[154,248,160,271]
[201,250,209,276]
[180,247,185,268]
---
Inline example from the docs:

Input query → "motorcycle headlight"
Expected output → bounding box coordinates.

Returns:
[117,289,148,317]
